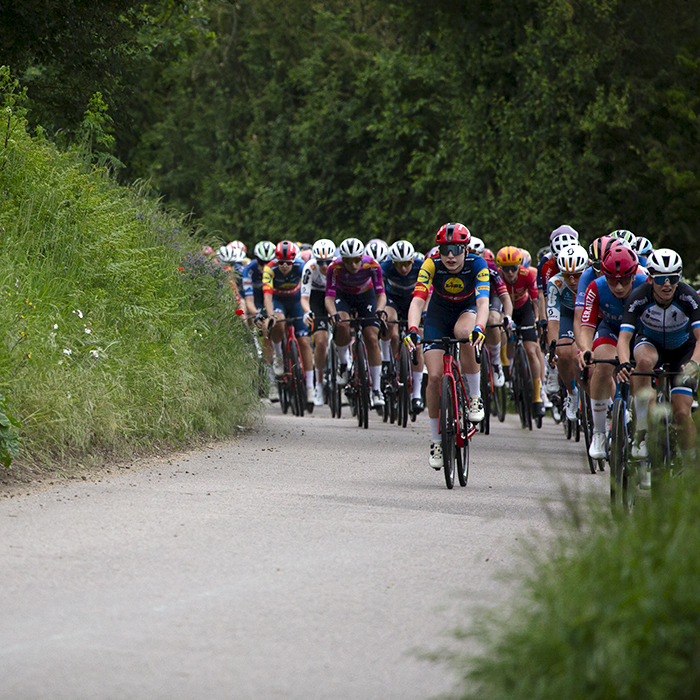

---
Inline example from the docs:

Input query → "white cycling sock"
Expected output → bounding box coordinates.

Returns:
[380,339,392,362]
[305,370,314,388]
[466,372,481,398]
[273,341,282,356]
[592,399,608,434]
[412,371,423,398]
[337,344,350,365]
[369,364,382,391]
[634,395,648,432]
[430,417,440,441]
[488,343,501,364]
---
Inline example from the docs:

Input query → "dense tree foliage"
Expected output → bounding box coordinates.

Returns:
[4,0,700,273]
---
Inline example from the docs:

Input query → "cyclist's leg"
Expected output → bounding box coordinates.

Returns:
[332,293,352,372]
[309,290,329,385]
[631,340,657,447]
[486,303,504,379]
[670,341,698,457]
[589,325,617,437]
[383,303,399,362]
[357,290,382,394]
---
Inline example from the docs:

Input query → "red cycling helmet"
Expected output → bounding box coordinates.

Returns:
[483,247,495,263]
[274,240,298,262]
[601,245,638,279]
[435,222,471,245]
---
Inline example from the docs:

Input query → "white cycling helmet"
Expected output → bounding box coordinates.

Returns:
[633,236,653,257]
[388,240,415,263]
[608,229,637,249]
[364,239,389,263]
[217,245,236,264]
[312,238,337,261]
[549,224,579,243]
[253,240,276,262]
[557,244,588,274]
[520,248,532,268]
[550,232,579,256]
[646,248,682,276]
[338,237,365,259]
[468,236,485,255]
[226,240,247,263]
[413,251,425,262]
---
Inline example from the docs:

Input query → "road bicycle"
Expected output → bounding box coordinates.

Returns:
[549,339,580,441]
[326,337,344,419]
[386,319,419,428]
[380,344,398,424]
[507,324,540,430]
[578,374,604,474]
[438,336,477,489]
[335,315,381,430]
[272,315,308,418]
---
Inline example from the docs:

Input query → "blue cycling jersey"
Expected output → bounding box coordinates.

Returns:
[575,266,598,308]
[546,273,576,321]
[581,273,649,335]
[380,259,422,304]
[242,259,265,307]
[621,282,700,350]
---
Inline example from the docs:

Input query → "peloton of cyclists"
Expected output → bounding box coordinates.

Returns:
[404,223,490,470]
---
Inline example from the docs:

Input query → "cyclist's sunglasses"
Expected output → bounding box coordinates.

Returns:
[316,259,332,265]
[278,259,293,266]
[500,265,519,273]
[605,274,634,285]
[652,274,680,286]
[439,243,465,256]
[343,256,362,265]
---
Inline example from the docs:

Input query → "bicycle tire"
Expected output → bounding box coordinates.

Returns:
[456,379,470,487]
[356,338,370,429]
[581,391,598,474]
[649,407,673,498]
[397,344,411,428]
[279,379,289,414]
[440,374,456,489]
[288,340,305,417]
[609,398,633,513]
[479,346,491,435]
[513,344,532,430]
[496,383,507,422]
[329,342,342,419]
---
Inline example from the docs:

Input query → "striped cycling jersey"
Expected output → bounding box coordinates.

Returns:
[414,253,489,304]
[486,260,508,298]
[621,282,700,349]
[262,259,305,299]
[546,273,576,321]
[301,258,329,295]
[325,255,384,297]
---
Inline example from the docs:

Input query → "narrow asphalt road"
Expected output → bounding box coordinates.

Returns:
[1,401,606,700]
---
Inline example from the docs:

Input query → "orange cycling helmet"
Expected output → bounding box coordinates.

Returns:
[435,222,471,245]
[496,246,523,267]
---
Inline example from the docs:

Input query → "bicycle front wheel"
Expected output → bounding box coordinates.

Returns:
[610,398,633,513]
[456,379,470,487]
[580,390,598,474]
[356,339,370,429]
[288,341,305,417]
[397,344,411,428]
[479,346,491,435]
[440,374,457,489]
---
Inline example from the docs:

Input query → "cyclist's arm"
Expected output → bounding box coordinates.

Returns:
[375,292,387,314]
[475,295,489,332]
[300,294,311,314]
[407,295,426,333]
[689,326,700,365]
[499,290,513,317]
[573,306,584,347]
[538,289,546,325]
[245,296,258,318]
[616,329,633,366]
[324,294,337,318]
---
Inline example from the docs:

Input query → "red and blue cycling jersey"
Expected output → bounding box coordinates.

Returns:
[580,273,649,334]
[262,260,304,300]
[325,255,384,298]
[414,253,490,305]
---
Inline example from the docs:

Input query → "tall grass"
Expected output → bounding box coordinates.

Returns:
[449,470,700,700]
[0,81,262,469]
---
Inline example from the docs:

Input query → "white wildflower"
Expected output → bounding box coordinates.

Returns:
[53,324,58,330]
[73,309,83,319]
[63,348,72,355]
[90,349,99,358]
[58,360,63,365]
[84,327,91,334]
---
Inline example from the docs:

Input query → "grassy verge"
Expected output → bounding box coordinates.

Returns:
[446,467,700,700]
[0,75,262,476]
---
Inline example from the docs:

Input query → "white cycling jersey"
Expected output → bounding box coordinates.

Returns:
[301,258,328,296]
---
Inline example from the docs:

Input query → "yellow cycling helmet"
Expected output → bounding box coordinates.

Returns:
[496,246,523,267]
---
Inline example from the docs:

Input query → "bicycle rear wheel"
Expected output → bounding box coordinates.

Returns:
[330,343,342,418]
[495,383,507,422]
[397,344,411,428]
[580,391,598,474]
[649,406,673,498]
[440,374,457,489]
[456,379,470,487]
[513,345,532,430]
